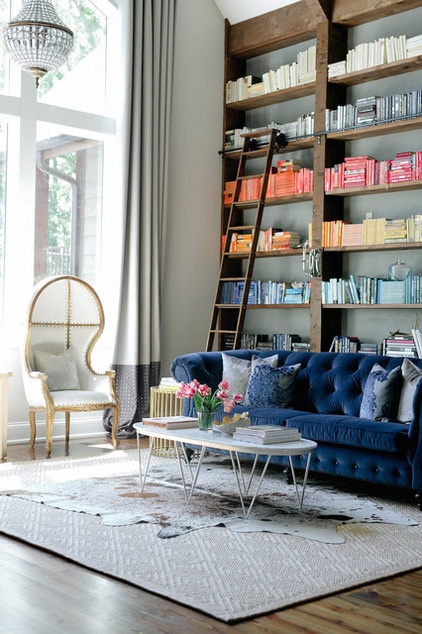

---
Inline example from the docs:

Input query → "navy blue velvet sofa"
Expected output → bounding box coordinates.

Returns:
[170,349,422,505]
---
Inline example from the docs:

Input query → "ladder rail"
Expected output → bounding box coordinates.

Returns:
[206,129,278,351]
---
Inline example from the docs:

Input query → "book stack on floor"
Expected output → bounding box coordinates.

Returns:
[233,425,301,444]
[142,416,199,429]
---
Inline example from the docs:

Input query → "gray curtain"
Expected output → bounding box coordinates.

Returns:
[104,0,175,438]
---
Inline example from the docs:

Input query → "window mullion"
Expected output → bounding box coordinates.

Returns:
[3,74,37,333]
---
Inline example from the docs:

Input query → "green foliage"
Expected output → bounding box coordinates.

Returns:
[38,0,106,97]
[48,153,76,248]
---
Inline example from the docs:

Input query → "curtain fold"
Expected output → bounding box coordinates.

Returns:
[103,0,175,437]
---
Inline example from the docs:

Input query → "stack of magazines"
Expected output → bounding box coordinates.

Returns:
[233,425,301,444]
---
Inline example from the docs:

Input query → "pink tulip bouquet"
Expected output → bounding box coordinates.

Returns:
[176,379,242,415]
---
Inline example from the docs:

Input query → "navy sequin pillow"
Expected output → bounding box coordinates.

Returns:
[359,364,402,421]
[246,363,300,408]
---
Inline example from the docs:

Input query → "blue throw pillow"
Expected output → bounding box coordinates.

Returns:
[246,363,300,408]
[359,364,402,421]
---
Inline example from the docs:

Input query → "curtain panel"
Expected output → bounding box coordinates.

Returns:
[103,0,175,437]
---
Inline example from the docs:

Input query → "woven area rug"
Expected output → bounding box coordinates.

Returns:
[0,449,421,622]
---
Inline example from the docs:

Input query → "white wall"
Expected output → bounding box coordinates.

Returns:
[213,0,295,24]
[161,0,224,377]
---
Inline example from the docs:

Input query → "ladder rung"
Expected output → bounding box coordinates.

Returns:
[227,225,255,231]
[209,329,238,335]
[243,150,269,159]
[232,199,262,205]
[241,128,277,139]
[219,277,247,282]
[238,173,266,181]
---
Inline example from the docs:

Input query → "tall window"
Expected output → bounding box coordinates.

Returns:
[0,0,122,341]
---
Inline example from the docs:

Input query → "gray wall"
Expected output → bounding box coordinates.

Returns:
[161,0,224,377]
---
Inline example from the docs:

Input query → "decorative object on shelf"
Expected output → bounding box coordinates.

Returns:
[388,259,413,281]
[176,379,243,432]
[302,242,322,277]
[2,0,74,89]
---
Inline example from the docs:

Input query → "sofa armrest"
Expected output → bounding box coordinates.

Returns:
[408,379,422,489]
[170,352,224,417]
[170,352,224,389]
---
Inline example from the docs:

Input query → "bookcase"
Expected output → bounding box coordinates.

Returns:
[214,0,422,353]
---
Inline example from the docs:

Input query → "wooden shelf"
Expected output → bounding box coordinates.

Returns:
[216,303,310,309]
[329,55,422,86]
[326,117,422,141]
[324,242,422,253]
[323,303,422,309]
[241,303,310,309]
[325,180,422,197]
[226,83,315,111]
[223,136,315,160]
[226,249,304,259]
[229,193,313,208]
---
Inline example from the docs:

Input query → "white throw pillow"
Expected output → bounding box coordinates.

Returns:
[222,353,251,396]
[397,358,422,423]
[33,347,81,391]
[251,353,279,374]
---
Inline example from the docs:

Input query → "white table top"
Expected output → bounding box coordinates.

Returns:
[134,423,317,457]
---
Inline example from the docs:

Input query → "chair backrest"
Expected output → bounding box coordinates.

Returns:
[25,275,105,389]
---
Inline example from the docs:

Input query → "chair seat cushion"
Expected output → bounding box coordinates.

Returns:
[50,390,114,407]
[286,414,409,454]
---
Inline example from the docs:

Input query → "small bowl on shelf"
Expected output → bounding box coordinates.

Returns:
[213,416,251,435]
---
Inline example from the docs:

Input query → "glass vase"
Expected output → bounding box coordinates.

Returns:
[197,411,215,432]
[388,259,413,281]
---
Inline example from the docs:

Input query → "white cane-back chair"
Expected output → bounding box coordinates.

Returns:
[22,275,120,456]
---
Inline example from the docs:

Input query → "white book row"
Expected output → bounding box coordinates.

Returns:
[226,44,316,103]
[328,32,422,78]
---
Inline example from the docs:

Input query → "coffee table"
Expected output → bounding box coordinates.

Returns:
[134,423,317,518]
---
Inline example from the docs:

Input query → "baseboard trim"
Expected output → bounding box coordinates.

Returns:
[7,415,108,445]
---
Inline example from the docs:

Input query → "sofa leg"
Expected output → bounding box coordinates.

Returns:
[415,490,422,510]
[283,466,293,485]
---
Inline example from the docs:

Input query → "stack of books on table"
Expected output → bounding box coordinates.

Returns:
[233,425,301,444]
[142,416,199,429]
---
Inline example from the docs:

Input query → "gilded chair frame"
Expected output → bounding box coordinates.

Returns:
[23,275,120,456]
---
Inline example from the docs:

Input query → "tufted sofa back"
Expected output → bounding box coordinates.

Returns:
[170,349,422,418]
[282,351,416,416]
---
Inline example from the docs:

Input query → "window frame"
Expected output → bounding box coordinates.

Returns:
[0,0,124,348]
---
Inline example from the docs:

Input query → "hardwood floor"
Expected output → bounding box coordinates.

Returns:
[0,437,421,634]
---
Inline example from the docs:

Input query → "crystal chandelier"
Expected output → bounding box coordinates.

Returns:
[2,0,74,88]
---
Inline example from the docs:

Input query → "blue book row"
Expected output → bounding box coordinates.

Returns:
[322,274,422,304]
[220,280,311,305]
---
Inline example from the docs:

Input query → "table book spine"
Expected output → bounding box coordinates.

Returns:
[234,427,299,438]
[233,432,301,444]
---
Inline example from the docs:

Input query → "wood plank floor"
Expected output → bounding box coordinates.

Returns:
[0,437,421,634]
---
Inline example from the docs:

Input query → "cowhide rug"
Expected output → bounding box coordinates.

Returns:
[0,449,416,544]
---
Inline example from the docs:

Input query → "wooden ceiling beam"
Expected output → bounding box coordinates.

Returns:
[305,0,332,21]
[333,0,422,26]
[229,1,316,58]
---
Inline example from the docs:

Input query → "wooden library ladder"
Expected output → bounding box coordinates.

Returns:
[206,128,278,351]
